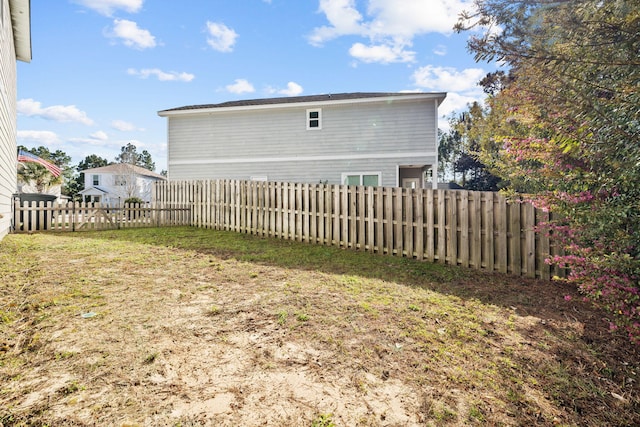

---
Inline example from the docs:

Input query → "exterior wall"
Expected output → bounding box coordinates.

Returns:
[167,98,439,186]
[0,0,17,238]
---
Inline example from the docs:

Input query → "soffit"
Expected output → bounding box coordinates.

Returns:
[9,0,31,62]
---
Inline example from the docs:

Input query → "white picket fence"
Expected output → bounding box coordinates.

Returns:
[13,200,190,232]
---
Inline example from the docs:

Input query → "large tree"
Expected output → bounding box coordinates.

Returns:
[457,0,640,341]
[439,103,502,191]
[115,142,155,171]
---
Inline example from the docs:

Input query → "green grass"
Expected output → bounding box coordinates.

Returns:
[0,227,638,426]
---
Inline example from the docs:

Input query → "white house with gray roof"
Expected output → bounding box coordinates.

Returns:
[158,92,446,188]
[79,164,166,206]
[1,0,31,238]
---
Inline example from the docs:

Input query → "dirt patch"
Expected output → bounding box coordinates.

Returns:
[1,229,638,426]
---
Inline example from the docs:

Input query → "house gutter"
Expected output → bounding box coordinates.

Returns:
[158,93,447,117]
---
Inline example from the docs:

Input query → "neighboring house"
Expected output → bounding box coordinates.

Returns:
[0,0,30,238]
[158,92,446,188]
[17,181,64,201]
[79,164,166,207]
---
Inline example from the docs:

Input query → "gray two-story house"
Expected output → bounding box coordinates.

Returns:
[158,92,446,188]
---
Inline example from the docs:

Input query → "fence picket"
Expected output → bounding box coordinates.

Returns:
[484,192,495,272]
[394,187,403,256]
[471,192,482,270]
[404,189,413,258]
[437,191,446,263]
[510,202,522,276]
[425,190,434,262]
[366,187,375,253]
[414,190,424,260]
[302,183,309,243]
[496,194,508,274]
[460,191,469,268]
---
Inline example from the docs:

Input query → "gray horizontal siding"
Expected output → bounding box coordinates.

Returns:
[167,98,438,186]
[0,0,17,238]
[168,157,436,187]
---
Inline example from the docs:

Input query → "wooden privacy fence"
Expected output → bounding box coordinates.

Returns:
[154,180,564,280]
[13,200,191,232]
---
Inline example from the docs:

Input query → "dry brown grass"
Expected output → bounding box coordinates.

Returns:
[0,227,638,426]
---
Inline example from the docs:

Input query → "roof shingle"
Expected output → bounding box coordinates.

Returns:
[159,92,445,113]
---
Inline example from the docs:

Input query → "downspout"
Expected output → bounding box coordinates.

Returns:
[432,98,439,189]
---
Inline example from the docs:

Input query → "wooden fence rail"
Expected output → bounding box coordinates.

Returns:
[13,201,191,232]
[154,180,564,280]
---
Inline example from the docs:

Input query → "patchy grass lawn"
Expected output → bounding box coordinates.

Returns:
[0,227,638,426]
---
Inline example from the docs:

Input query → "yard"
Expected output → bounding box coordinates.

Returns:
[0,227,638,426]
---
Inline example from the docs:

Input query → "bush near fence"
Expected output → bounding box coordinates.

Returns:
[154,180,565,280]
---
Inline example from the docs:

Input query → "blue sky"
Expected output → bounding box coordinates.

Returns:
[17,0,496,173]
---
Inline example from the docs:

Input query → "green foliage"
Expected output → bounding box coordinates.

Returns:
[439,103,502,191]
[311,413,335,427]
[124,197,144,205]
[77,154,109,172]
[116,142,155,171]
[457,0,640,342]
[17,162,61,194]
[277,310,288,325]
[17,146,72,194]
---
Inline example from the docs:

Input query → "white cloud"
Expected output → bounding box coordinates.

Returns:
[438,92,480,118]
[72,0,143,16]
[277,82,304,96]
[433,44,447,56]
[309,0,472,64]
[17,99,94,126]
[365,0,470,37]
[412,65,485,92]
[90,131,109,141]
[265,82,304,96]
[17,130,61,145]
[206,22,238,52]
[111,119,143,131]
[410,65,489,131]
[127,68,195,82]
[349,42,415,64]
[308,0,364,46]
[109,19,156,50]
[69,132,119,147]
[225,79,255,94]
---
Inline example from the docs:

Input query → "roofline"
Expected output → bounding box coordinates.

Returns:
[81,163,166,180]
[158,92,447,117]
[9,0,31,63]
[79,187,108,195]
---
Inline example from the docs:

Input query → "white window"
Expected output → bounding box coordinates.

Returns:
[306,108,322,130]
[341,172,381,187]
[114,175,127,186]
[92,175,100,186]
